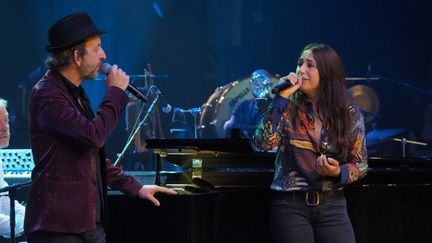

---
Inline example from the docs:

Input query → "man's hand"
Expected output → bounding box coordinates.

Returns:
[137,185,177,206]
[105,64,129,91]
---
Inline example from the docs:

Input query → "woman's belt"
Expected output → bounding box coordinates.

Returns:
[272,190,345,206]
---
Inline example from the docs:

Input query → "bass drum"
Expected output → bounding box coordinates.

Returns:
[199,75,279,138]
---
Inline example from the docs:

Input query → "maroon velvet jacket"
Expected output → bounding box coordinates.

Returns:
[24,70,142,234]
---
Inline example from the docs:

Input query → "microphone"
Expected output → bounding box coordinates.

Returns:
[161,103,172,114]
[271,74,302,94]
[100,63,148,102]
[271,81,292,94]
[157,93,172,113]
[149,86,172,114]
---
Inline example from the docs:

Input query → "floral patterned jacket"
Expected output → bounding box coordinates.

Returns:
[254,95,368,192]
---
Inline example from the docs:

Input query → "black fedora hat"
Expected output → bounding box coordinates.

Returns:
[46,12,106,52]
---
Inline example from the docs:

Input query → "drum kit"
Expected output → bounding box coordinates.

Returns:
[347,83,427,153]
[347,84,403,145]
[199,75,280,138]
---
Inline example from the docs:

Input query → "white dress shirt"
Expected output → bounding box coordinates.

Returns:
[0,159,26,238]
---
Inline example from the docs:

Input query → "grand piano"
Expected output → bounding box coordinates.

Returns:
[107,139,432,243]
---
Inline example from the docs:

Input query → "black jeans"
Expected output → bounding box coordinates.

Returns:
[270,191,356,243]
[27,224,105,243]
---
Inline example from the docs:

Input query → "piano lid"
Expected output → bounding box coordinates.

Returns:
[145,138,273,168]
[146,138,256,154]
[145,139,431,173]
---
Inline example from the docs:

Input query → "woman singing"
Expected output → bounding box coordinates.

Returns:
[254,43,368,243]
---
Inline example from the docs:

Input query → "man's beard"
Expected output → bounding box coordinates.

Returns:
[79,64,100,80]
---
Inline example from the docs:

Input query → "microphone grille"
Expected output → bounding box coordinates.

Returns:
[162,104,172,114]
[100,63,112,75]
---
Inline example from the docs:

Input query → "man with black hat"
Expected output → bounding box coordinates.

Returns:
[24,12,176,242]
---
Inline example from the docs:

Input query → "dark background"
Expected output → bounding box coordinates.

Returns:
[1,0,431,160]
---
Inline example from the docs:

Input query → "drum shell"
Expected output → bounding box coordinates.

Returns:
[199,76,279,138]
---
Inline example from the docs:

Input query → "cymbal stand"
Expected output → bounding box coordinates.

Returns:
[369,72,429,95]
[191,108,201,139]
[392,138,428,157]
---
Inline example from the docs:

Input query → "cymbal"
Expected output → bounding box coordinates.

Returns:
[348,85,379,123]
[366,128,405,146]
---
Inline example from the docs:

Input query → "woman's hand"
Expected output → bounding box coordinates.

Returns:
[316,154,341,177]
[277,72,302,99]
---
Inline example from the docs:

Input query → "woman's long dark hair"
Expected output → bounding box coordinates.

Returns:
[290,43,353,160]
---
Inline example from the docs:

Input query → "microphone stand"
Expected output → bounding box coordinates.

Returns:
[0,181,31,243]
[114,93,160,167]
[190,108,201,139]
[175,107,202,139]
